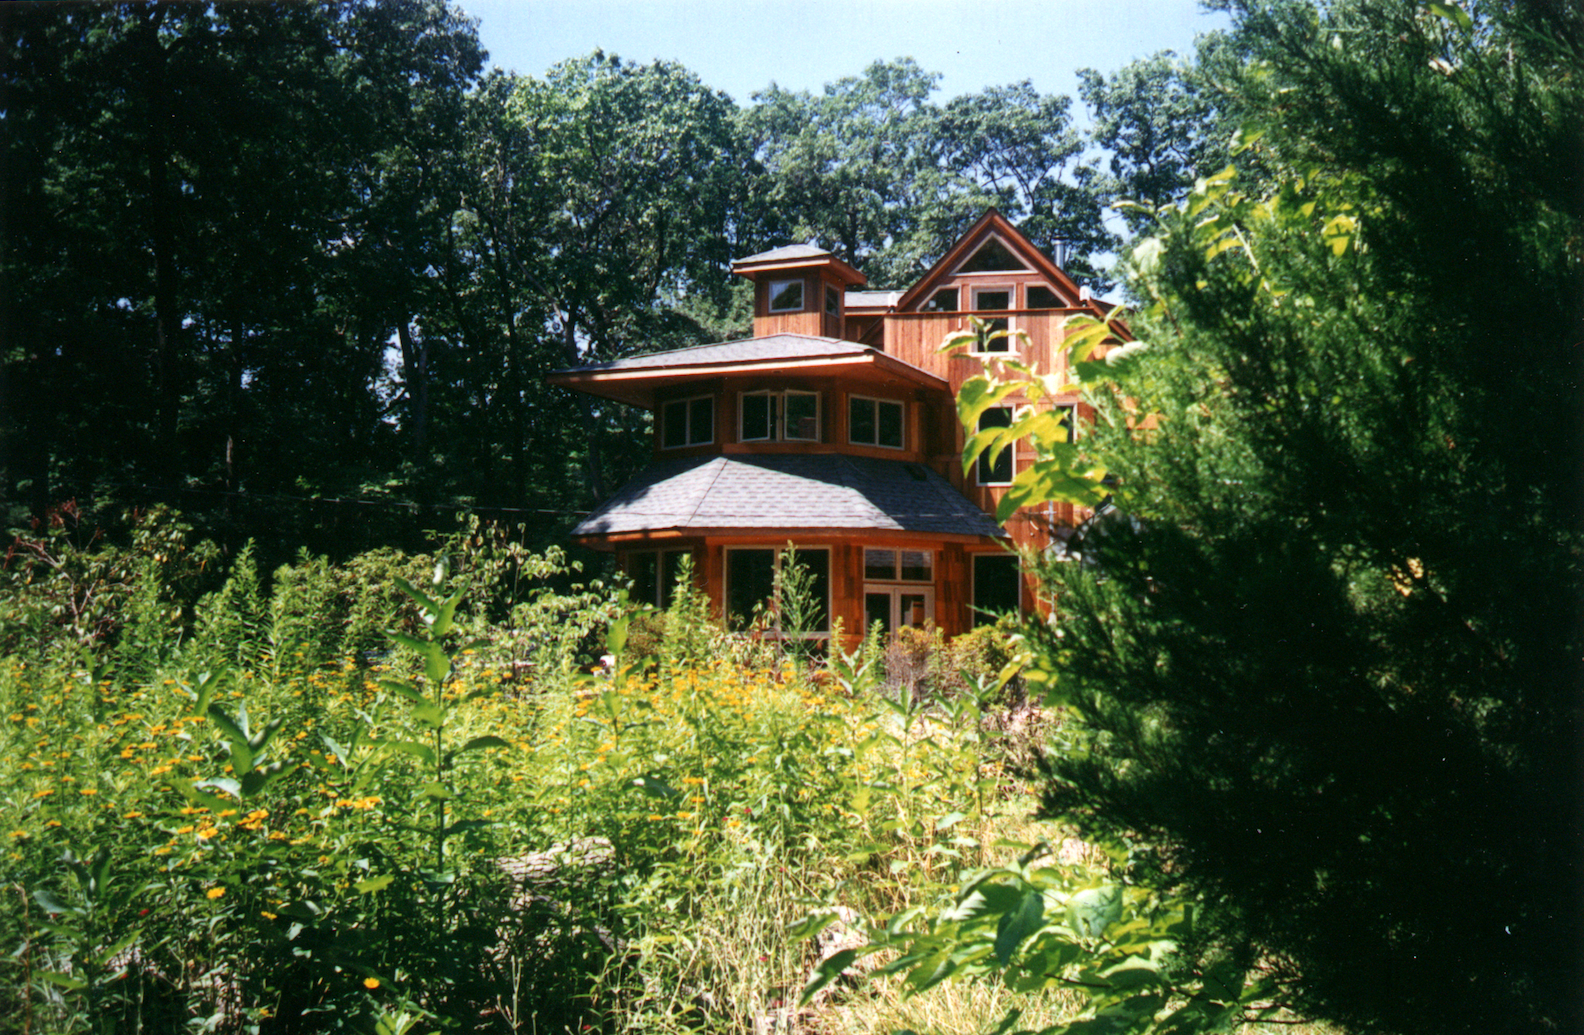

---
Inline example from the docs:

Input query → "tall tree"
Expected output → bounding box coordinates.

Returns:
[502,52,747,500]
[1078,47,1230,237]
[995,1,1583,1032]
[937,81,1115,285]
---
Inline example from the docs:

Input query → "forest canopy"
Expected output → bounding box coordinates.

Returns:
[0,0,1189,563]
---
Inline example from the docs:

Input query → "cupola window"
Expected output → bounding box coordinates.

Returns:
[768,278,805,313]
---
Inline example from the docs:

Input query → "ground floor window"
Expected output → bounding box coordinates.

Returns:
[971,553,1021,627]
[628,548,694,609]
[724,546,830,634]
[863,586,934,636]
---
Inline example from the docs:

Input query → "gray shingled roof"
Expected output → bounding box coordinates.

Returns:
[573,454,1006,539]
[735,243,833,264]
[557,334,875,374]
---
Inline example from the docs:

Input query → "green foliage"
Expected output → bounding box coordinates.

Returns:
[937,2,1584,1032]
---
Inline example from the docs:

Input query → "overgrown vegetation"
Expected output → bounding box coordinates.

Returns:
[1,522,1121,1035]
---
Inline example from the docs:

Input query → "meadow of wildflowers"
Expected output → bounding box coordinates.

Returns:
[0,517,1081,1035]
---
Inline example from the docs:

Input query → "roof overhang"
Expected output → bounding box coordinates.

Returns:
[732,252,867,287]
[547,347,948,408]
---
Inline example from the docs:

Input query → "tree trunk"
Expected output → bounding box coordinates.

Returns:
[396,320,428,457]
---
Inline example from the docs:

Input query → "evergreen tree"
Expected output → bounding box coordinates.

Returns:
[992,1,1582,1031]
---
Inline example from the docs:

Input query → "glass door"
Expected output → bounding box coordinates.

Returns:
[863,586,934,635]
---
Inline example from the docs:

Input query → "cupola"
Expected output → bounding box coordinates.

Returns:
[732,245,867,340]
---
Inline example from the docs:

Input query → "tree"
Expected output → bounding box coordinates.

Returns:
[744,61,1114,288]
[1078,47,1230,238]
[956,1,1581,1031]
[938,82,1115,285]
[502,52,748,501]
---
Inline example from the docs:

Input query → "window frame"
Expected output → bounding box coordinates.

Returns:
[968,284,1016,354]
[971,553,1023,627]
[863,547,933,583]
[739,389,821,443]
[847,394,906,450]
[628,547,696,609]
[724,545,831,636]
[825,283,840,316]
[661,394,714,449]
[768,277,805,313]
[975,405,1015,486]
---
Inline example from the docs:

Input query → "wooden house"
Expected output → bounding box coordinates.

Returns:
[548,210,1116,642]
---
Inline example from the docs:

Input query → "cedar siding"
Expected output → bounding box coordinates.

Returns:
[548,209,1123,642]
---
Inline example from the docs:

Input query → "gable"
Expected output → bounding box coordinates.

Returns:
[894,209,1092,315]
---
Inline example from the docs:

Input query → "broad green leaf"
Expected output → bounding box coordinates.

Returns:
[418,780,453,800]
[32,889,79,917]
[955,375,1021,435]
[354,875,395,894]
[935,811,967,831]
[194,777,242,801]
[432,588,464,638]
[443,818,493,837]
[90,927,143,968]
[411,701,445,729]
[1067,885,1123,939]
[375,738,432,767]
[377,678,424,703]
[394,577,439,618]
[994,890,1045,965]
[630,775,680,800]
[1426,2,1473,32]
[240,760,297,798]
[38,970,87,991]
[799,948,859,1005]
[450,735,510,759]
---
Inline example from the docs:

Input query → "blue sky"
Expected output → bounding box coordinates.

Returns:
[456,0,1229,111]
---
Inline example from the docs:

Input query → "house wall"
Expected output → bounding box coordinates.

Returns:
[618,535,1034,646]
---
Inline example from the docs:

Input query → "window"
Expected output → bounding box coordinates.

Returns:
[1026,284,1063,309]
[957,237,1027,273]
[976,406,1014,485]
[848,395,904,449]
[971,287,1012,352]
[863,548,932,582]
[629,549,694,609]
[972,554,1021,627]
[740,390,820,442]
[725,546,830,633]
[1056,403,1078,444]
[825,284,840,316]
[768,278,804,313]
[662,395,713,448]
[864,587,933,635]
[925,287,958,312]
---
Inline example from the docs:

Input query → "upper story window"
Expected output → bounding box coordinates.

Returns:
[768,278,804,313]
[661,394,714,449]
[924,287,958,312]
[741,389,820,442]
[971,286,1013,353]
[976,406,1014,484]
[1027,284,1063,309]
[849,395,904,449]
[957,237,1027,273]
[825,284,840,316]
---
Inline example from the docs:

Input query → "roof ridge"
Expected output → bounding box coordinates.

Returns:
[684,455,728,529]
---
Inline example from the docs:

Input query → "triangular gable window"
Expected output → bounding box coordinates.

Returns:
[956,237,1028,274]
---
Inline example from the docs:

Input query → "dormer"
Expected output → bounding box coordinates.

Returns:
[733,245,867,340]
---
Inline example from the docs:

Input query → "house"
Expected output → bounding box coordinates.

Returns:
[548,209,1117,642]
